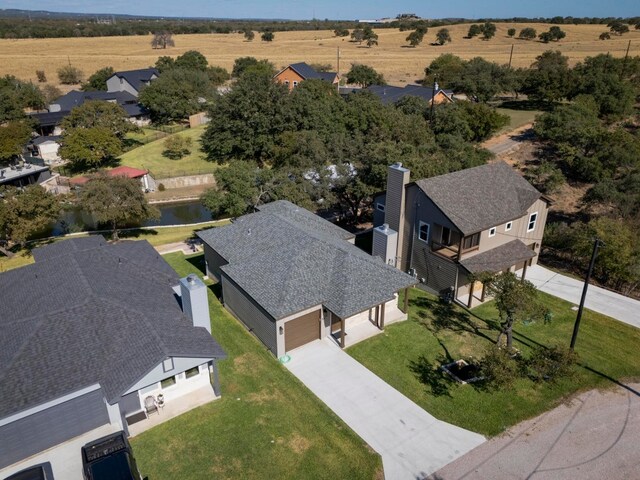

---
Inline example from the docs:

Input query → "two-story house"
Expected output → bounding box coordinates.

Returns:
[372,161,550,307]
[274,62,340,91]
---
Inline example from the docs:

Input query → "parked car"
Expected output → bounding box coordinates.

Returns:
[4,463,53,480]
[81,431,142,480]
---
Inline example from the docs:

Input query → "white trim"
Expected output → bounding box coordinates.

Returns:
[489,227,497,237]
[527,212,538,232]
[0,383,102,427]
[418,221,430,243]
[505,221,512,232]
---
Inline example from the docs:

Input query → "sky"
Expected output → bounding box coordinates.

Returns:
[0,0,638,21]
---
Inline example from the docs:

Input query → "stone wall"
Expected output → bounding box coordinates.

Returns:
[157,173,216,189]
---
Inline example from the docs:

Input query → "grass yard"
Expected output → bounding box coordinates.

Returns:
[124,128,168,146]
[131,252,382,479]
[0,24,638,88]
[118,125,215,179]
[495,107,542,134]
[348,288,640,437]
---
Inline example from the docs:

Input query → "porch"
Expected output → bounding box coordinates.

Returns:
[127,383,219,437]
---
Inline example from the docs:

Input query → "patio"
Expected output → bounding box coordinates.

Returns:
[127,384,219,437]
[330,305,407,349]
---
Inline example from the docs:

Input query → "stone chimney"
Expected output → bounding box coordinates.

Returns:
[179,274,211,334]
[384,162,410,269]
[372,223,398,267]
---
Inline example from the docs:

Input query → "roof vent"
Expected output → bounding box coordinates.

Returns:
[382,223,389,232]
[187,274,197,284]
[393,162,403,168]
[247,228,251,236]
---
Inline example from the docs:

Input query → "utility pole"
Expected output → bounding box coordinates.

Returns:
[429,75,438,127]
[570,238,604,350]
[337,47,341,93]
[508,44,514,69]
[622,40,631,76]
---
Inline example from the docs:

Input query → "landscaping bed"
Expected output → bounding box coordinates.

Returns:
[348,287,640,436]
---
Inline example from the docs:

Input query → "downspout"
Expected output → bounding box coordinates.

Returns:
[407,199,420,274]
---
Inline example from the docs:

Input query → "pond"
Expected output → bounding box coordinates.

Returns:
[36,200,214,238]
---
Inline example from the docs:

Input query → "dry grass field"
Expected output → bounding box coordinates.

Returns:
[0,23,638,87]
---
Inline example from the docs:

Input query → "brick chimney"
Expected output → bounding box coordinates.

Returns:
[384,162,410,269]
[179,274,211,334]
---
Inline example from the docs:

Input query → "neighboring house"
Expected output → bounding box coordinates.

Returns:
[274,62,340,91]
[70,166,156,192]
[373,162,550,308]
[366,84,454,106]
[197,200,416,357]
[0,237,225,471]
[28,135,61,164]
[0,158,51,188]
[106,68,159,97]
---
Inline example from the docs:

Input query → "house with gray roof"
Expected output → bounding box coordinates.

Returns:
[373,161,550,308]
[106,68,159,97]
[197,200,416,356]
[366,84,453,106]
[0,237,225,473]
[274,62,339,91]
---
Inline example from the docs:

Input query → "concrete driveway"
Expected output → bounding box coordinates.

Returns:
[284,339,485,480]
[527,265,640,329]
[429,383,640,479]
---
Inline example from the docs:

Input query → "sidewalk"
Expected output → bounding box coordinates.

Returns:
[527,265,640,329]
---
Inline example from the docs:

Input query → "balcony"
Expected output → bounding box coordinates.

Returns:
[431,241,460,260]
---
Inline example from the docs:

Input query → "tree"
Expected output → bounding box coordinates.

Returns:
[507,28,516,37]
[548,26,566,41]
[138,69,216,123]
[41,84,62,104]
[334,28,349,37]
[406,29,424,47]
[207,66,230,86]
[480,22,496,40]
[599,32,611,40]
[174,50,208,71]
[433,102,509,142]
[81,66,114,91]
[80,173,159,240]
[59,127,122,169]
[486,272,546,350]
[154,56,175,73]
[232,57,275,77]
[0,120,32,163]
[449,57,509,102]
[0,75,45,121]
[435,28,452,45]
[61,101,133,138]
[519,27,537,40]
[151,31,174,49]
[521,50,572,103]
[423,54,466,88]
[0,185,60,254]
[351,27,365,44]
[467,24,482,38]
[363,26,379,48]
[609,21,630,35]
[162,134,193,159]
[57,65,83,84]
[539,31,553,43]
[243,29,255,41]
[345,64,386,87]
[261,31,274,42]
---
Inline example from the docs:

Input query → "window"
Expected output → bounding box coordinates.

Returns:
[185,366,200,379]
[418,222,430,243]
[376,203,385,212]
[293,81,299,87]
[462,233,480,250]
[527,212,538,232]
[162,358,174,372]
[489,227,497,237]
[284,80,290,86]
[161,376,176,389]
[505,221,513,232]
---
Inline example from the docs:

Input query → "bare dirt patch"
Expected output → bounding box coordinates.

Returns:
[288,432,311,455]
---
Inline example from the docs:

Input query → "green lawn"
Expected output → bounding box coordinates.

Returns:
[131,252,382,480]
[119,125,216,179]
[495,107,542,134]
[124,128,167,145]
[348,288,640,437]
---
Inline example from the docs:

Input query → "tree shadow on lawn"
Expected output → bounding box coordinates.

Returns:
[409,354,454,397]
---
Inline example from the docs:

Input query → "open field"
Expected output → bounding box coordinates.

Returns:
[348,288,640,437]
[1,23,639,86]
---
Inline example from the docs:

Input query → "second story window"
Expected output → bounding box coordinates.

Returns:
[293,81,299,87]
[418,221,430,243]
[462,233,480,250]
[505,221,513,231]
[489,227,497,237]
[527,212,538,232]
[376,203,385,212]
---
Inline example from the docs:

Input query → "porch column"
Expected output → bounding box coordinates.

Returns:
[211,361,221,397]
[340,317,345,348]
[467,281,475,308]
[375,305,380,328]
[521,261,528,282]
[379,302,386,330]
[403,287,410,313]
[457,237,464,261]
[480,282,487,302]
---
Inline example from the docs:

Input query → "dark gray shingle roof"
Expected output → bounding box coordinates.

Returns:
[415,162,543,235]
[197,200,415,320]
[111,68,159,92]
[32,236,107,262]
[366,84,452,105]
[460,239,536,274]
[52,90,138,112]
[0,239,224,418]
[287,62,337,82]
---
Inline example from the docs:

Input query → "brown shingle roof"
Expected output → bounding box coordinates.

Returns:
[414,161,543,235]
[460,240,536,274]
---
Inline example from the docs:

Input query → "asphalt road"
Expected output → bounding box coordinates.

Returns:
[428,383,640,479]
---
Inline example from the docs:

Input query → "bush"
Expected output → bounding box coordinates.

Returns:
[57,65,83,84]
[507,28,516,37]
[261,31,274,42]
[525,161,565,194]
[162,134,193,160]
[479,346,520,390]
[35,70,46,82]
[526,345,577,382]
[158,183,166,192]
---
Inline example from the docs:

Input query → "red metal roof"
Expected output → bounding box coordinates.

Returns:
[70,166,149,185]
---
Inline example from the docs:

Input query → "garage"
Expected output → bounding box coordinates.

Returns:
[285,310,321,352]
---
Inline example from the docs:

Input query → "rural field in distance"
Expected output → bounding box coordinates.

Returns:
[0,22,638,87]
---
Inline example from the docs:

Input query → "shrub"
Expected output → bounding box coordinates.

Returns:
[526,345,578,382]
[162,134,193,160]
[525,161,565,194]
[35,70,47,82]
[261,31,274,42]
[507,28,516,37]
[158,183,166,192]
[57,65,83,84]
[479,346,520,390]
